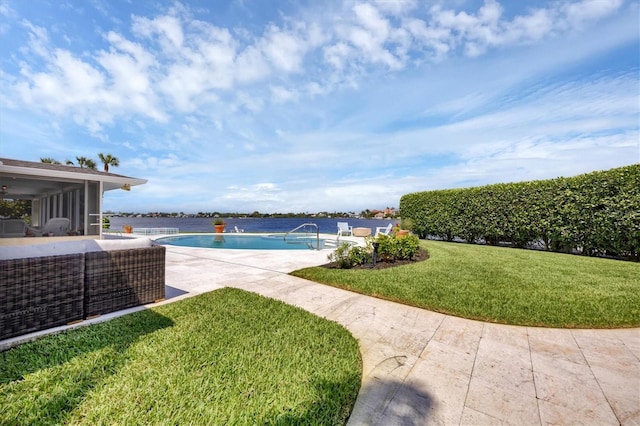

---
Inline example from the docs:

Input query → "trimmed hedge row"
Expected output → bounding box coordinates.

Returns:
[399,164,640,260]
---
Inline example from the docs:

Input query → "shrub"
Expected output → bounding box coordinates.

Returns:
[400,164,640,260]
[327,243,372,268]
[327,242,353,268]
[395,234,420,260]
[349,246,372,265]
[328,235,421,269]
[371,234,420,262]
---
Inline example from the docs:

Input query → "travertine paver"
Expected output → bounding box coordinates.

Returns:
[158,245,640,425]
[3,242,638,425]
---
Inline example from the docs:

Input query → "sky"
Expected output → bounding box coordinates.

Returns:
[0,0,638,214]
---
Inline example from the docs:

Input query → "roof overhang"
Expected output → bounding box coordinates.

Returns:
[0,158,147,200]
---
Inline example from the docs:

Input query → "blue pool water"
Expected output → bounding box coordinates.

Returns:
[156,234,327,250]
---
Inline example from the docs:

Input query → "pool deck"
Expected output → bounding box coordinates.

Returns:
[2,238,639,424]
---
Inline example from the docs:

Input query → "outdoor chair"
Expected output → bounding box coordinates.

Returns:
[375,223,393,236]
[234,225,244,233]
[337,222,353,237]
[29,217,71,237]
[0,219,28,237]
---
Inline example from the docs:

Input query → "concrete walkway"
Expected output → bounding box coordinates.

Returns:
[161,244,640,425]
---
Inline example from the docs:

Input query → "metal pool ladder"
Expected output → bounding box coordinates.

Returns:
[284,222,320,250]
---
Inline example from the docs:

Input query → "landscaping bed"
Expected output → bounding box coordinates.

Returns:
[323,247,429,270]
[293,240,640,328]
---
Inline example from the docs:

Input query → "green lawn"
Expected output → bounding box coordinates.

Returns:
[292,240,640,328]
[0,288,361,425]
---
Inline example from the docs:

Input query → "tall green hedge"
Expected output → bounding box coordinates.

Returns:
[399,164,640,260]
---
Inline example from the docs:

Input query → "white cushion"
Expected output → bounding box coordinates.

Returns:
[0,245,43,260]
[0,241,86,260]
[84,238,152,252]
[0,238,153,260]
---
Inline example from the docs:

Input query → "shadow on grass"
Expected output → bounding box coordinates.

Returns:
[0,309,173,425]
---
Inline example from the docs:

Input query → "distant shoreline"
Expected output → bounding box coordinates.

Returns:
[109,216,397,234]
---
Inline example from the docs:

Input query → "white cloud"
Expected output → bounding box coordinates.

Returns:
[261,25,308,73]
[131,14,184,52]
[561,0,623,28]
[235,45,270,83]
[270,85,298,103]
[21,20,50,58]
[372,0,417,16]
[1,0,636,213]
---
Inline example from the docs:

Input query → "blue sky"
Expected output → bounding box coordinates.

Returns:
[1,0,638,214]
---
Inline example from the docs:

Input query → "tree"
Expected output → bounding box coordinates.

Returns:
[0,199,31,219]
[40,157,61,164]
[76,156,89,168]
[98,153,120,173]
[75,156,97,170]
[86,159,97,170]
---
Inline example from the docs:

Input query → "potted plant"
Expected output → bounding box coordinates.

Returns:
[212,218,226,233]
[123,224,132,233]
[393,223,408,237]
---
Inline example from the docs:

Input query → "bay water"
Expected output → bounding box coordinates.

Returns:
[108,216,396,235]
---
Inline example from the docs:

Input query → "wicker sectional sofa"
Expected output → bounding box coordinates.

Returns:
[0,238,165,341]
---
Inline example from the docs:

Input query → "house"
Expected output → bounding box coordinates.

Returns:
[0,157,146,237]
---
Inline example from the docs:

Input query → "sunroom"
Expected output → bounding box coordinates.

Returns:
[0,157,146,240]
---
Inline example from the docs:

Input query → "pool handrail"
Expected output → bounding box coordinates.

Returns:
[284,222,320,250]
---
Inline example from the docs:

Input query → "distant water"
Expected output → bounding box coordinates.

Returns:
[108,216,396,234]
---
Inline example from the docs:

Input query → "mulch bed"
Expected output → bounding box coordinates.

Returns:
[321,248,430,270]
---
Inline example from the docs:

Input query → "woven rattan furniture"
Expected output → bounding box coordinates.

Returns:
[0,253,85,340]
[0,239,166,341]
[84,246,166,317]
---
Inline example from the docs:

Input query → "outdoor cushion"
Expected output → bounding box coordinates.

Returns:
[85,238,152,251]
[0,238,153,260]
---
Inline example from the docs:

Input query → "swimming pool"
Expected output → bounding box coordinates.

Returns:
[155,234,327,250]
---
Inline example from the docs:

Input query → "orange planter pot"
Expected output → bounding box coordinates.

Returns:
[214,225,226,233]
[123,225,133,233]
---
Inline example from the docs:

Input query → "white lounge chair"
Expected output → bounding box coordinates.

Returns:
[375,223,393,236]
[337,222,353,237]
[234,225,244,233]
[29,217,71,237]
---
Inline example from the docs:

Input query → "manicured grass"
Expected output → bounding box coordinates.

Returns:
[0,288,361,425]
[292,240,640,328]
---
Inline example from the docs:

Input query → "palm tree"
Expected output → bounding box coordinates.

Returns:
[98,153,120,173]
[75,156,89,168]
[40,157,61,164]
[85,159,97,170]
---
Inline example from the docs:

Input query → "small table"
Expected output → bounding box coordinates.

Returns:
[352,227,372,237]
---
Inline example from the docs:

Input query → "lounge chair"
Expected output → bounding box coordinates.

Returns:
[337,222,353,237]
[375,223,393,236]
[29,217,71,237]
[234,225,244,233]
